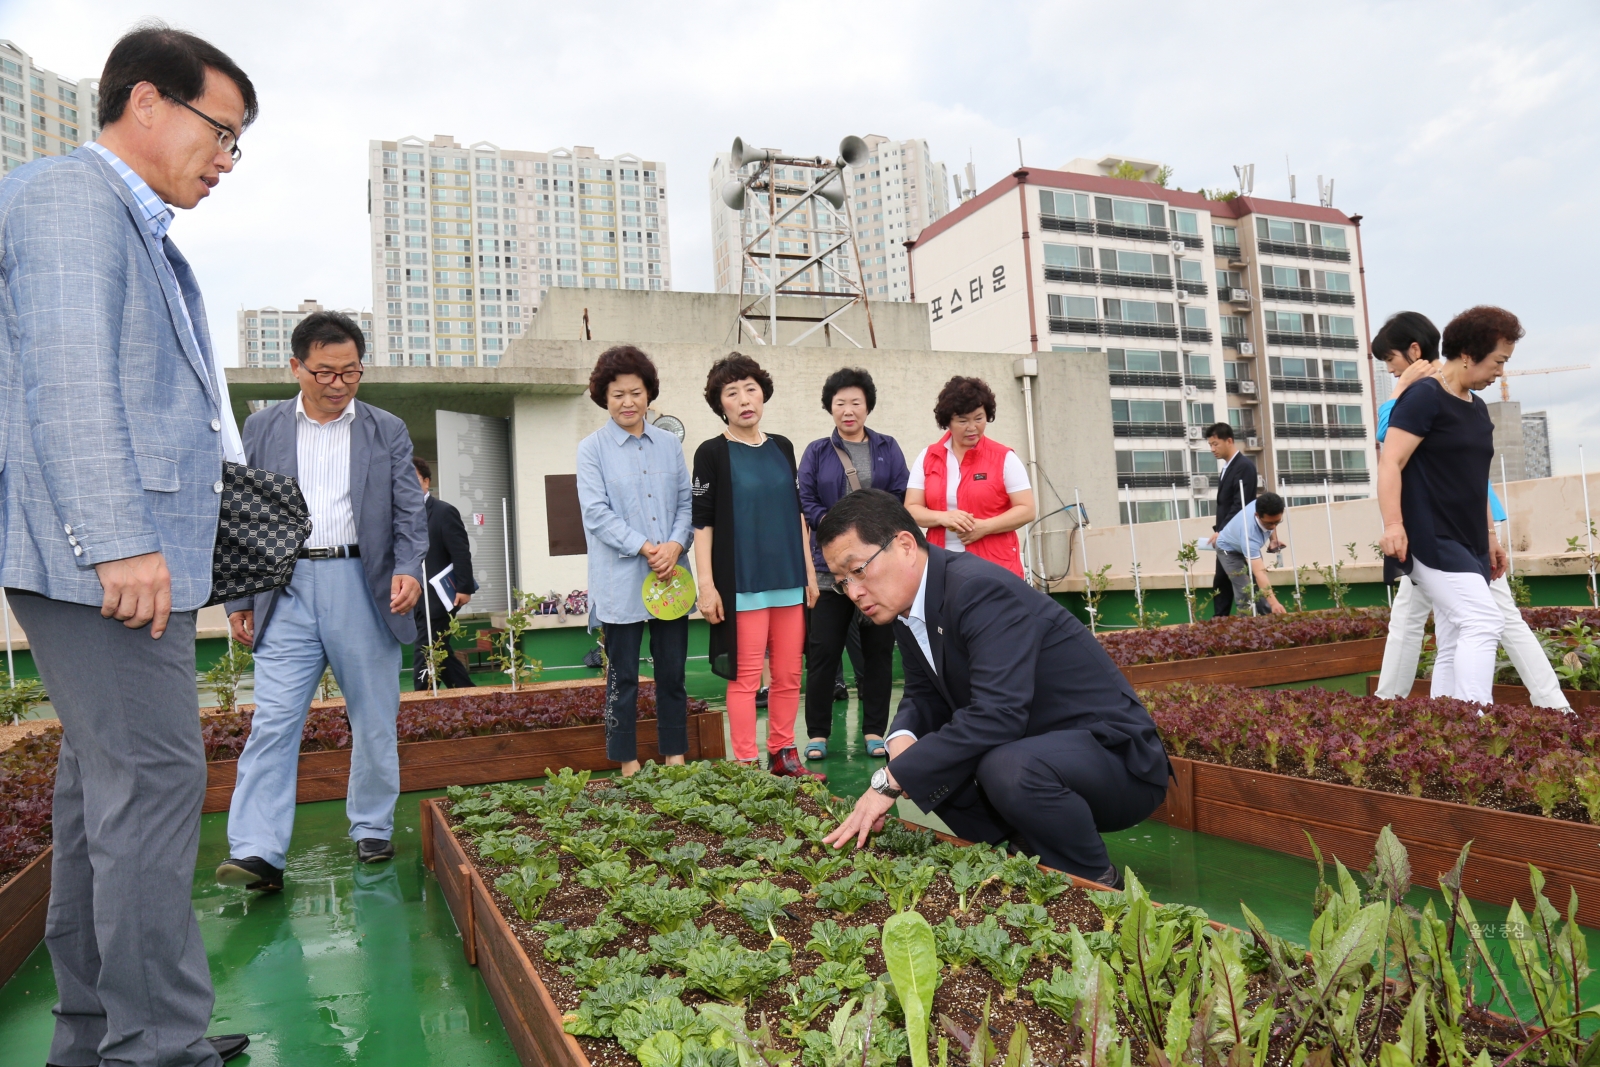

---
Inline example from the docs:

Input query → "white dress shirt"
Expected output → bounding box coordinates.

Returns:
[295,395,358,547]
[886,557,934,744]
[906,442,1030,554]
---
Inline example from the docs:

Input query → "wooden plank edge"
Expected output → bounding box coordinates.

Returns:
[1120,637,1387,686]
[0,846,51,987]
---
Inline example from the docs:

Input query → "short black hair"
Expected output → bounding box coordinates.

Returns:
[1204,422,1234,442]
[933,376,996,429]
[816,488,927,553]
[99,23,258,130]
[413,457,432,482]
[1256,491,1286,517]
[821,367,877,413]
[291,311,365,363]
[704,353,773,422]
[1372,311,1440,362]
[589,345,660,408]
[1443,306,1525,363]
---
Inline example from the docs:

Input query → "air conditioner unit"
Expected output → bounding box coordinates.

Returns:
[1183,384,1199,399]
[1246,436,1260,448]
[1171,240,1187,256]
[1176,289,1191,303]
[1189,475,1211,492]
[1229,287,1252,305]
[1239,380,1257,395]
[1185,425,1203,440]
[1239,341,1256,355]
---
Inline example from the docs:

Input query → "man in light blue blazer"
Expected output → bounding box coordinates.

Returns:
[217,311,427,891]
[0,27,257,1067]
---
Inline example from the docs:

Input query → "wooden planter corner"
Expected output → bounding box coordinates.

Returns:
[1120,637,1386,689]
[1365,674,1600,711]
[1150,754,1600,927]
[0,846,50,986]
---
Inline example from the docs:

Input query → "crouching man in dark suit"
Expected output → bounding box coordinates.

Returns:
[819,490,1170,886]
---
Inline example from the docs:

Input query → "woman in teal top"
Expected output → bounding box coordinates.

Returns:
[692,353,824,777]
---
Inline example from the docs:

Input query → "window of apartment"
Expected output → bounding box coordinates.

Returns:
[1320,315,1357,336]
[1264,265,1308,288]
[1216,269,1242,289]
[1169,210,1200,235]
[1103,298,1174,323]
[1229,407,1256,430]
[1265,310,1307,333]
[1039,189,1090,218]
[1096,196,1166,228]
[1099,249,1169,275]
[1185,353,1212,377]
[1312,224,1347,249]
[1192,450,1220,474]
[1224,361,1249,381]
[1178,260,1204,282]
[1278,449,1327,471]
[1112,399,1182,423]
[1047,294,1097,318]
[1116,449,1186,473]
[1332,450,1366,469]
[1270,356,1317,377]
[1189,401,1215,424]
[1182,307,1207,328]
[1043,243,1093,268]
[1315,270,1352,292]
[1329,359,1360,380]
[1331,404,1363,425]
[1221,315,1247,337]
[1273,403,1316,424]
[1105,348,1176,373]
[1257,216,1308,244]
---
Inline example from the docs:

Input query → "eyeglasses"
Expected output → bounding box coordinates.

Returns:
[141,88,242,162]
[837,542,891,588]
[305,368,364,385]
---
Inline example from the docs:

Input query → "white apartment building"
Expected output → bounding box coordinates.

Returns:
[709,134,946,300]
[369,136,671,368]
[0,40,99,172]
[237,300,374,369]
[907,157,1377,521]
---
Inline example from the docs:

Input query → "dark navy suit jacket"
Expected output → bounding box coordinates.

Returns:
[886,547,1170,811]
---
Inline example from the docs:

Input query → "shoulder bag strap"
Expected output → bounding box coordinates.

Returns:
[832,444,862,493]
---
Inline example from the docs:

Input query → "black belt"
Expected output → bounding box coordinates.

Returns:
[298,544,360,559]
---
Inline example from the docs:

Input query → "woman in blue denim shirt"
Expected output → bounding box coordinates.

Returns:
[576,346,695,775]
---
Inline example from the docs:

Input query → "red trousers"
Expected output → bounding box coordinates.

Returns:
[726,605,804,761]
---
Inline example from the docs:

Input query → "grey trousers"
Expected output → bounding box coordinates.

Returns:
[1216,549,1271,616]
[10,594,220,1067]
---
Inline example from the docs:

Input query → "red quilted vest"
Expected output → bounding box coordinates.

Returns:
[922,432,1023,577]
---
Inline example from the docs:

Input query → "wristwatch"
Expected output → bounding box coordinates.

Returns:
[870,767,904,799]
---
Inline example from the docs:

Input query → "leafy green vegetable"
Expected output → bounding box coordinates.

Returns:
[536,915,625,962]
[996,902,1053,943]
[648,924,741,972]
[649,842,709,883]
[683,942,792,1003]
[613,876,712,935]
[574,856,637,900]
[777,853,851,893]
[692,861,764,904]
[493,853,561,921]
[611,995,720,1054]
[730,879,803,944]
[457,810,514,835]
[475,828,544,866]
[805,919,878,965]
[811,958,872,993]
[873,822,937,856]
[816,870,884,915]
[562,973,686,1038]
[561,946,652,989]
[1027,964,1083,1022]
[449,791,503,818]
[779,975,843,1035]
[881,910,939,1067]
[933,917,977,973]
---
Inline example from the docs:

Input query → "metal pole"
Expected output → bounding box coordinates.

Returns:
[1172,483,1192,623]
[1280,489,1303,609]
[1124,486,1144,623]
[422,564,437,695]
[769,166,778,345]
[1582,445,1598,608]
[1323,478,1338,602]
[503,496,517,692]
[1500,453,1515,579]
[1019,367,1043,590]
[1074,487,1095,634]
[1241,480,1257,615]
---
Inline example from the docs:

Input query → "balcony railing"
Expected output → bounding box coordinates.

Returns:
[1266,331,1361,350]
[1042,265,1098,284]
[1189,376,1216,391]
[1221,334,1251,350]
[1049,318,1179,340]
[1109,371,1182,388]
[1181,327,1214,343]
[1175,233,1205,249]
[1039,215,1095,235]
[1262,286,1357,306]
[1044,266,1177,291]
[1272,424,1369,440]
[1112,421,1188,438]
[1177,280,1208,296]
[1040,214,1171,245]
[1225,378,1257,395]
[1279,469,1370,485]
[1214,243,1243,261]
[1269,376,1364,395]
[1117,472,1192,489]
[1256,239,1352,263]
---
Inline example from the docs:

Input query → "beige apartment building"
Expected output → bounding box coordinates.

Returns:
[369,135,671,368]
[907,156,1377,521]
[709,134,947,301]
[237,300,375,370]
[0,40,99,172]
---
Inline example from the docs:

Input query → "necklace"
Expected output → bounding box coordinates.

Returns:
[725,428,765,446]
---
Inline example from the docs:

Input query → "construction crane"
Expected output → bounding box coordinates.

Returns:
[1501,363,1590,402]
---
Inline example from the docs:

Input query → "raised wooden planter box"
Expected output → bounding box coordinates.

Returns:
[1365,674,1600,710]
[1150,755,1600,927]
[202,679,727,813]
[1120,636,1387,689]
[0,846,50,986]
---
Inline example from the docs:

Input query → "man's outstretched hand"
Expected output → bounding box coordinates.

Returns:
[823,788,897,851]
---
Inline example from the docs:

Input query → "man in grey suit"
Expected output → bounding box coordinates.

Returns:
[0,27,256,1067]
[217,311,427,891]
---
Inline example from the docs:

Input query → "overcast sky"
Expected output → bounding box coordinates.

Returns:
[7,0,1599,470]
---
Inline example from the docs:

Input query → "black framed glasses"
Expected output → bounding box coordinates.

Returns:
[837,542,892,588]
[307,368,364,385]
[136,87,241,162]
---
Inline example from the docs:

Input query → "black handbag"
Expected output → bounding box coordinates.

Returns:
[205,461,313,606]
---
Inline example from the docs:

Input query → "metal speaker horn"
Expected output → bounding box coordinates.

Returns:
[839,135,869,168]
[720,179,748,211]
[731,136,773,167]
[817,174,846,209]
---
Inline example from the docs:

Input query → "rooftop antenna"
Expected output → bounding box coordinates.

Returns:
[1233,163,1254,196]
[1016,138,1024,168]
[951,172,964,201]
[1285,155,1296,202]
[1318,175,1335,207]
[964,156,977,201]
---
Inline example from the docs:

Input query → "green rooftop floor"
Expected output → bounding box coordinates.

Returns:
[2,668,1592,1062]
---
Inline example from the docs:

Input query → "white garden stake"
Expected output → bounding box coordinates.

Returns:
[421,564,437,695]
[1124,486,1144,624]
[1171,483,1192,623]
[1074,487,1096,634]
[1582,446,1598,608]
[1241,480,1258,615]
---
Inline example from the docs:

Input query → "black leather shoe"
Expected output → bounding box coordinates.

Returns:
[755,686,769,708]
[210,1033,251,1061]
[215,856,284,892]
[356,838,395,863]
[832,680,849,702]
[1095,864,1125,891]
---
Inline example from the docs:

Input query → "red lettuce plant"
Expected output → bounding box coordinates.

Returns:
[1098,608,1391,666]
[0,727,60,885]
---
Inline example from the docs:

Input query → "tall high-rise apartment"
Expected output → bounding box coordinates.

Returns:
[369,135,671,368]
[237,300,374,369]
[709,134,946,301]
[0,40,100,172]
[907,155,1377,520]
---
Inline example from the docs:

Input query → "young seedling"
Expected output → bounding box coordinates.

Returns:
[611,876,710,935]
[494,854,561,921]
[691,861,764,905]
[805,919,880,965]
[535,914,626,962]
[730,879,803,945]
[682,942,792,1004]
[816,870,885,916]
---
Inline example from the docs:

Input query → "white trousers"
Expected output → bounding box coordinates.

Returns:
[1374,571,1568,707]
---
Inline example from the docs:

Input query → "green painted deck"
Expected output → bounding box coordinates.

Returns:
[3,657,1592,1060]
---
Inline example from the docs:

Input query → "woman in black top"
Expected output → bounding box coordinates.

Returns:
[1378,306,1522,703]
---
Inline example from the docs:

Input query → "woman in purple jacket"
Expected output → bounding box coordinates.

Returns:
[797,368,910,759]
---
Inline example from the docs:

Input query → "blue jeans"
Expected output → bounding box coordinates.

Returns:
[228,558,403,868]
[600,616,688,763]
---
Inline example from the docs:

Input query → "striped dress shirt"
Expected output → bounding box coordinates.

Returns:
[295,394,358,547]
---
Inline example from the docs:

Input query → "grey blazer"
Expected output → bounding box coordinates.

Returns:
[0,147,229,609]
[224,398,428,644]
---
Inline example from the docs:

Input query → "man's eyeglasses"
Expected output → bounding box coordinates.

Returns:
[136,87,242,162]
[305,368,364,385]
[837,542,892,588]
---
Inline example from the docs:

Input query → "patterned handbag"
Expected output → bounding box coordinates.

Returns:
[205,461,313,606]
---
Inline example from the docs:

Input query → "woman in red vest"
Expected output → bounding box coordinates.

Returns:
[905,376,1036,578]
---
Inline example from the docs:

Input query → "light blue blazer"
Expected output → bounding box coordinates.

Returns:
[0,147,227,610]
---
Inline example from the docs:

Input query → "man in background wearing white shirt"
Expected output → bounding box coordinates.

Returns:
[217,312,427,892]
